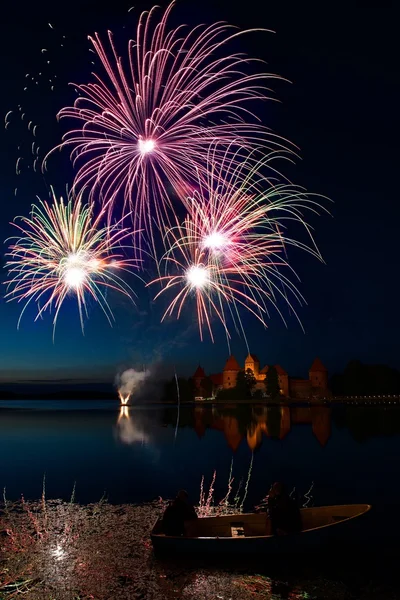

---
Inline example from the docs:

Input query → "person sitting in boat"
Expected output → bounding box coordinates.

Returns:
[267,482,302,535]
[161,490,198,536]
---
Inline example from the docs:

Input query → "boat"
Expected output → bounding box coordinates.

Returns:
[151,504,371,555]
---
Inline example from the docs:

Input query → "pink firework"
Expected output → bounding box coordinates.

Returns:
[185,144,326,266]
[148,215,296,343]
[149,147,328,342]
[148,218,267,342]
[45,2,293,253]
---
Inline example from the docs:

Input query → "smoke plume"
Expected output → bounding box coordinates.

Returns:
[116,368,150,398]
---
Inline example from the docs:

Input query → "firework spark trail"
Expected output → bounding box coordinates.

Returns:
[4,21,80,199]
[45,1,295,256]
[174,369,180,442]
[4,190,140,336]
[216,458,235,515]
[148,145,329,342]
[151,218,283,344]
[205,470,217,517]
[149,226,239,342]
[198,471,217,518]
[303,481,314,507]
[182,143,328,268]
[197,460,261,517]
[199,475,205,514]
[239,453,254,511]
[234,479,244,511]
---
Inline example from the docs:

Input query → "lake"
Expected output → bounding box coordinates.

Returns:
[1,400,400,599]
[1,401,399,536]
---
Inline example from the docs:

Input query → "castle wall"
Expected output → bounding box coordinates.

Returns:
[289,378,311,399]
[309,370,328,391]
[193,376,203,390]
[223,370,238,389]
[278,374,289,397]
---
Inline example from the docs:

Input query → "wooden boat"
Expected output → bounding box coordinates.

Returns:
[151,504,371,555]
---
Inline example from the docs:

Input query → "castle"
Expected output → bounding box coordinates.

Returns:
[193,354,330,399]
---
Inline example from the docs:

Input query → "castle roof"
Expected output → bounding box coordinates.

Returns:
[259,364,287,375]
[309,358,327,372]
[193,365,206,379]
[245,353,260,363]
[224,355,240,371]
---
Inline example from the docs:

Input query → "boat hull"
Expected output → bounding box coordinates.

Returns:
[151,504,371,555]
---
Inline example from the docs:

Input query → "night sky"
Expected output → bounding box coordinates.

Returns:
[0,0,398,386]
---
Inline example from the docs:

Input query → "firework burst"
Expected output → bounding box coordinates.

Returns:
[4,191,140,336]
[147,215,290,344]
[149,147,329,343]
[148,217,293,343]
[45,2,293,254]
[186,145,327,266]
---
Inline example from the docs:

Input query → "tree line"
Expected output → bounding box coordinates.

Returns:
[330,360,400,395]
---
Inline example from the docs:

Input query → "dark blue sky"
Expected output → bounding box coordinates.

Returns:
[0,0,398,385]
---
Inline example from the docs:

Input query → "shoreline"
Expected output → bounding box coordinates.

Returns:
[1,498,398,600]
[0,396,399,407]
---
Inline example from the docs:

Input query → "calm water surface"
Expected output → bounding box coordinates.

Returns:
[1,401,399,533]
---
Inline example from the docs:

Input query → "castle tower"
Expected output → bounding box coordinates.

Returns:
[223,355,240,389]
[193,365,206,391]
[245,353,260,378]
[309,358,328,392]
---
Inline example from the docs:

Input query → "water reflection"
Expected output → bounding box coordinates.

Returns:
[116,405,150,445]
[1,401,400,519]
[333,405,400,441]
[162,404,333,451]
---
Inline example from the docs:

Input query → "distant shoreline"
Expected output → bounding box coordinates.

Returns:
[1,395,399,406]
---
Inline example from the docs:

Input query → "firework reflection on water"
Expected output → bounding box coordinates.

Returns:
[116,405,149,446]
